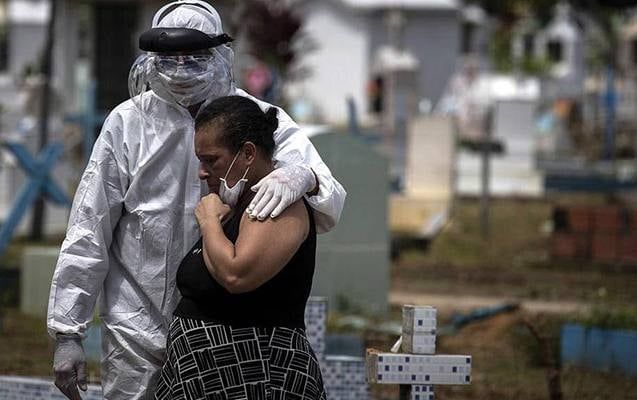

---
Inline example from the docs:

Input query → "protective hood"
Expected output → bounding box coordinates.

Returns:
[128,0,236,110]
[152,0,222,34]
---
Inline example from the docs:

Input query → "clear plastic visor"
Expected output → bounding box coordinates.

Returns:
[153,52,216,76]
[128,46,234,110]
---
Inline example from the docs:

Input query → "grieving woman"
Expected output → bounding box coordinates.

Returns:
[154,95,326,400]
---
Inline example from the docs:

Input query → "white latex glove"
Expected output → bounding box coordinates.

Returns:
[247,164,316,220]
[53,334,87,400]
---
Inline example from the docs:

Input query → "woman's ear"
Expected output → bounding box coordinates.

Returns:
[243,142,257,165]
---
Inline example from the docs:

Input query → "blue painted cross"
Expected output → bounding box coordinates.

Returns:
[0,141,71,256]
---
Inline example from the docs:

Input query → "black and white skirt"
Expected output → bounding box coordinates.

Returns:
[154,316,327,400]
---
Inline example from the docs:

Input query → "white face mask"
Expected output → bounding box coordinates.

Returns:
[219,150,249,208]
[157,72,214,107]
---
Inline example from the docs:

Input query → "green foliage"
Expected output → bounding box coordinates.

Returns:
[0,271,18,308]
[577,305,637,331]
[514,325,546,367]
[520,55,553,75]
[334,294,365,315]
[477,0,630,73]
[236,0,314,81]
[513,317,564,368]
[490,28,514,73]
[489,28,551,75]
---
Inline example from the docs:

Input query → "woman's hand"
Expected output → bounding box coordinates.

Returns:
[195,193,231,228]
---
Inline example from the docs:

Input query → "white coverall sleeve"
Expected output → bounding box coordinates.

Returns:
[272,110,347,233]
[47,113,127,338]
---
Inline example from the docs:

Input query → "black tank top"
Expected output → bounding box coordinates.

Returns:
[174,199,317,328]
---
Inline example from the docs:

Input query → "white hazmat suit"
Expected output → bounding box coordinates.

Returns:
[47,2,346,399]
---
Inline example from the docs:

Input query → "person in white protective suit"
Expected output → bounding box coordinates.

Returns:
[47,2,346,399]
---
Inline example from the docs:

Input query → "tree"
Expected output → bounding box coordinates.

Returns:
[471,0,637,72]
[234,0,315,104]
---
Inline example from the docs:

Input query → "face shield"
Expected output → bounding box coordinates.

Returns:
[129,43,234,109]
[128,1,236,111]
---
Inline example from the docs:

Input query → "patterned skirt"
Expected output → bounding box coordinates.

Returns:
[154,316,327,400]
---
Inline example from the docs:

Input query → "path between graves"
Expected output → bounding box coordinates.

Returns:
[389,291,590,314]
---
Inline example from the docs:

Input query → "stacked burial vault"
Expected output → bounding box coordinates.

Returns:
[366,305,472,399]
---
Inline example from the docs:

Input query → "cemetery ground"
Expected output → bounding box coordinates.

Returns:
[386,196,637,400]
[1,197,636,399]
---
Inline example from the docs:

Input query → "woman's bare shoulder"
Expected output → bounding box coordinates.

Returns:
[239,199,309,236]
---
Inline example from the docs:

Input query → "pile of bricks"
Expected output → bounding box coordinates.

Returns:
[551,205,637,264]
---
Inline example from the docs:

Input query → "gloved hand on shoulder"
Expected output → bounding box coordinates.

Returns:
[247,163,317,220]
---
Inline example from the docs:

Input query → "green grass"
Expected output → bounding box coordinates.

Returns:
[0,309,100,381]
[0,309,53,377]
[576,304,637,330]
[393,197,637,306]
[400,196,618,270]
[420,198,553,269]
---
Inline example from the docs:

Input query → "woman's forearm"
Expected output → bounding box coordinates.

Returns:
[198,202,308,294]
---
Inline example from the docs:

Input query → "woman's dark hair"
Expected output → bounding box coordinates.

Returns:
[195,96,278,158]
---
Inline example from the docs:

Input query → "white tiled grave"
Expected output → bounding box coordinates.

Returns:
[321,355,369,400]
[0,376,102,400]
[305,297,370,400]
[304,296,327,361]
